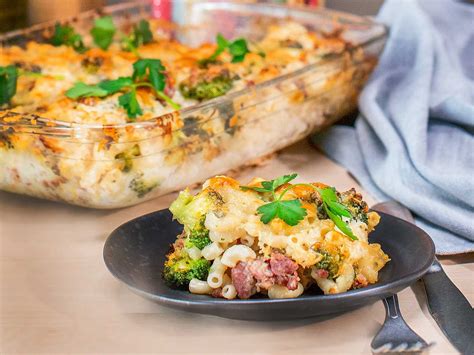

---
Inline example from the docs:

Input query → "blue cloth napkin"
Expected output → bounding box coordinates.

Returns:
[312,0,474,255]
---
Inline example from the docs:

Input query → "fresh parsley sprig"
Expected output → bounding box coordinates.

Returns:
[66,58,180,119]
[241,173,298,195]
[51,23,87,53]
[0,65,18,106]
[121,19,153,56]
[241,173,357,240]
[241,174,306,226]
[51,18,154,55]
[317,186,357,240]
[90,16,154,56]
[198,33,250,67]
[0,66,66,106]
[91,16,116,50]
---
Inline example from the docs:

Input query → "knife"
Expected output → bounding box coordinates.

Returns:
[373,201,474,354]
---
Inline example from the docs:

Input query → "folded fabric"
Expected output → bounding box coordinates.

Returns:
[312,0,474,254]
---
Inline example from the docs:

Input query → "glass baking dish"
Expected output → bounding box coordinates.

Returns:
[0,1,387,208]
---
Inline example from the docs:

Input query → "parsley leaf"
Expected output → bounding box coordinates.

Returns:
[319,187,352,218]
[318,186,355,239]
[257,201,279,224]
[133,19,153,47]
[326,201,352,218]
[65,79,132,99]
[51,23,86,53]
[0,65,18,106]
[132,59,166,91]
[269,173,298,191]
[98,77,134,94]
[119,90,142,118]
[240,185,271,193]
[279,200,308,225]
[212,34,229,60]
[325,207,357,240]
[257,199,307,226]
[122,19,153,54]
[240,173,297,193]
[91,16,116,50]
[228,38,250,63]
[65,82,108,99]
[199,33,251,66]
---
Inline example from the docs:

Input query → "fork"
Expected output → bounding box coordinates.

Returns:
[371,294,431,353]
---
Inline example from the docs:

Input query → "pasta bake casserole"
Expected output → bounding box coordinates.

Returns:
[0,2,386,208]
[164,174,389,299]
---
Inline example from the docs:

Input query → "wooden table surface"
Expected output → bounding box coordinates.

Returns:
[1,140,472,354]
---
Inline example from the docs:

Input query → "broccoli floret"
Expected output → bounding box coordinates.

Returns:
[169,188,223,232]
[179,75,233,101]
[315,251,341,280]
[81,56,104,74]
[129,174,158,198]
[115,144,141,172]
[184,219,212,250]
[197,58,222,69]
[340,188,368,223]
[163,244,211,287]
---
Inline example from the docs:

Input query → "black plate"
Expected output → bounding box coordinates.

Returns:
[103,209,435,321]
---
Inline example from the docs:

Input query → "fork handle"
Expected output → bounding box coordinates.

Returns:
[382,294,402,320]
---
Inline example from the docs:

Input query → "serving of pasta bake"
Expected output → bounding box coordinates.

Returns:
[164,174,389,300]
[0,2,386,208]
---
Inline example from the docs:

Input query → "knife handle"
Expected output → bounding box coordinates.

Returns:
[422,267,474,353]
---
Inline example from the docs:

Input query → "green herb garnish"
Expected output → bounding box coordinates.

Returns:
[51,23,87,53]
[1,66,65,106]
[91,16,116,50]
[66,59,180,120]
[98,77,134,94]
[122,19,153,55]
[241,173,357,240]
[65,82,108,99]
[198,33,250,67]
[228,38,250,63]
[257,198,307,226]
[132,59,166,91]
[118,89,142,118]
[241,174,306,226]
[0,65,18,106]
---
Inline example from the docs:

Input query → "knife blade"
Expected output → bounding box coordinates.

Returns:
[372,201,474,354]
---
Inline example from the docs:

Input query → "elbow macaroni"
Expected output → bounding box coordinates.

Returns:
[201,242,224,261]
[222,284,237,299]
[207,257,227,288]
[240,235,255,247]
[189,279,212,295]
[312,263,355,294]
[268,283,304,299]
[221,245,257,267]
